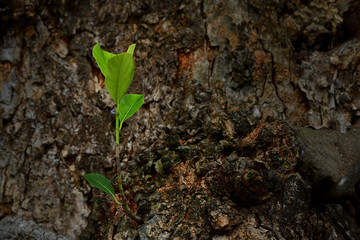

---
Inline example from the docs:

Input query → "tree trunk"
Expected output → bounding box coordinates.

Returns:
[1,0,360,239]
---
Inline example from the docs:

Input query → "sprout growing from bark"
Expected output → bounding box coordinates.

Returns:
[84,43,143,222]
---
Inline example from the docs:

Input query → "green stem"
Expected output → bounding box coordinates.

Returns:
[119,121,123,133]
[116,108,120,144]
[115,124,142,223]
[113,195,122,205]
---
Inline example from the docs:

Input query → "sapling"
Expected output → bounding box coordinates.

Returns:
[84,43,143,222]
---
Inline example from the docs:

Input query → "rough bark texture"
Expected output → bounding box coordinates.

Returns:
[1,0,360,239]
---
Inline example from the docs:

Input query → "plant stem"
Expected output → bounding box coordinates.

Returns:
[116,109,120,144]
[115,131,142,223]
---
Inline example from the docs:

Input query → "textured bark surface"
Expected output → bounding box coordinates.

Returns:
[1,0,360,239]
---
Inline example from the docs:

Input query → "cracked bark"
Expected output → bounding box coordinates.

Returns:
[1,0,360,239]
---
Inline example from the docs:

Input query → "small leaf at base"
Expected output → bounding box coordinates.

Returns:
[83,173,118,203]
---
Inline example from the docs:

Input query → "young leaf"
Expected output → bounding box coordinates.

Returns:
[83,173,119,203]
[118,94,144,123]
[105,53,134,105]
[127,44,136,56]
[92,44,116,77]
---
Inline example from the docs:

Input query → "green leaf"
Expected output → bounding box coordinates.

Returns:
[127,44,136,56]
[118,94,144,123]
[105,53,134,105]
[83,173,119,203]
[92,43,116,77]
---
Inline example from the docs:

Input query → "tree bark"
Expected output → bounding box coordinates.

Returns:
[1,0,360,239]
